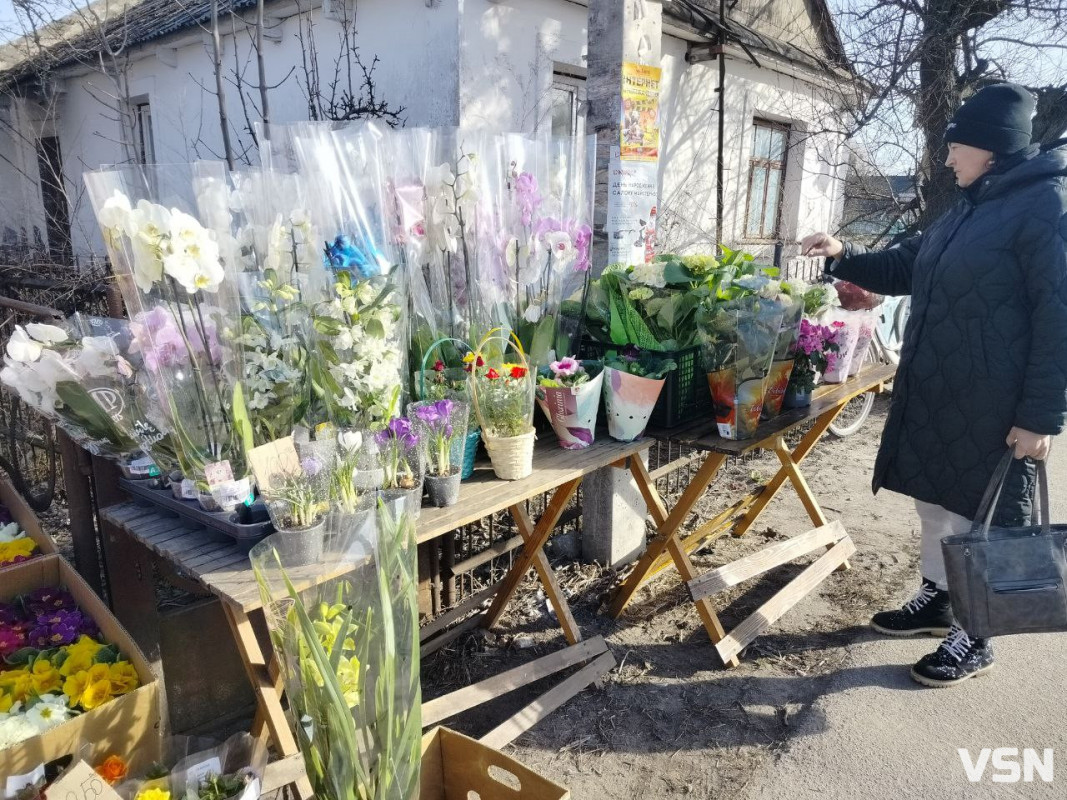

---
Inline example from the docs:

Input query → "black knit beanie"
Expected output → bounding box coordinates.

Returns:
[944,83,1035,154]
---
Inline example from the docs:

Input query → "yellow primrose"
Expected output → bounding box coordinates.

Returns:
[59,649,95,677]
[462,351,476,364]
[135,788,171,800]
[63,671,90,707]
[65,634,104,661]
[108,662,140,695]
[0,669,33,702]
[86,663,111,684]
[31,658,62,695]
[79,678,113,710]
[0,687,13,713]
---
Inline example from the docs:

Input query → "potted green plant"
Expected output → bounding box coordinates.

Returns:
[785,318,842,408]
[263,459,329,565]
[536,357,604,449]
[601,346,677,442]
[376,416,424,519]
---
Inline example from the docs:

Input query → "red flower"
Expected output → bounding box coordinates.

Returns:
[476,356,485,367]
[486,368,500,380]
[510,366,527,379]
[433,359,445,372]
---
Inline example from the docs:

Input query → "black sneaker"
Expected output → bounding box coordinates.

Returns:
[870,578,953,637]
[910,624,995,688]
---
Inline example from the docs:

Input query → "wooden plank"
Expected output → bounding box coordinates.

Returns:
[450,534,525,575]
[416,438,649,542]
[688,520,847,600]
[664,537,739,669]
[422,636,609,728]
[715,536,857,664]
[480,651,616,749]
[420,612,484,657]
[645,493,758,579]
[261,754,307,794]
[648,450,706,481]
[419,584,499,642]
[663,364,895,454]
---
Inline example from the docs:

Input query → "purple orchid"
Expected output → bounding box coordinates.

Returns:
[514,172,542,227]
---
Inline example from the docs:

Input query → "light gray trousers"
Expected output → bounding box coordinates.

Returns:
[915,498,972,590]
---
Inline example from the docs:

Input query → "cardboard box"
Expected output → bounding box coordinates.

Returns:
[0,475,57,571]
[0,555,162,777]
[420,727,570,800]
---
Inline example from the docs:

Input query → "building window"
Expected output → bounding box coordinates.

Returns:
[36,136,71,262]
[547,73,586,138]
[134,102,155,165]
[744,119,789,240]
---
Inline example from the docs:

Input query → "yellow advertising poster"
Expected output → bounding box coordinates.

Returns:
[620,62,661,161]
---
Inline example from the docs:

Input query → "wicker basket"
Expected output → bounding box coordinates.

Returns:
[482,429,535,480]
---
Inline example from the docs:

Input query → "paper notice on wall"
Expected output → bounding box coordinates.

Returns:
[606,150,658,265]
[620,62,660,161]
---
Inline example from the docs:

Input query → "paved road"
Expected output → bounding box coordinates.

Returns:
[746,436,1067,799]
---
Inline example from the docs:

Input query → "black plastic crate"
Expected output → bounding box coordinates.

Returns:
[580,339,709,429]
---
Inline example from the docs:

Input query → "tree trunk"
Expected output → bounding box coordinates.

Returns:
[916,0,962,230]
[211,0,235,170]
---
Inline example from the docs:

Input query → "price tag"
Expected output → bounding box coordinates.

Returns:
[4,765,44,800]
[180,478,199,500]
[40,761,123,800]
[184,756,223,788]
[211,477,252,509]
[204,460,235,487]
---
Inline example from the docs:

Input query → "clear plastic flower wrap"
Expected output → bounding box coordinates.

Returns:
[250,505,421,800]
[84,163,251,507]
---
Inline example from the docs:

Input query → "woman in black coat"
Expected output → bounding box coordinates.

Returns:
[802,83,1067,687]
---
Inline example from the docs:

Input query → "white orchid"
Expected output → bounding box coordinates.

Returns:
[98,190,132,230]
[523,302,543,323]
[543,230,576,272]
[6,326,42,362]
[0,522,23,542]
[76,336,120,378]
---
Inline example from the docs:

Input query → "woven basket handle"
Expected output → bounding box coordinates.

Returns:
[468,327,531,435]
[418,336,472,400]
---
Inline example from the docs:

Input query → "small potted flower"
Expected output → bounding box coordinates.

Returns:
[820,317,856,384]
[468,332,536,480]
[602,345,677,442]
[375,416,424,519]
[409,398,468,507]
[330,429,365,515]
[784,318,842,408]
[263,457,330,565]
[536,356,604,449]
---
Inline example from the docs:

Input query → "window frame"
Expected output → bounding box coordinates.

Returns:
[133,101,155,165]
[743,118,790,242]
[546,72,587,139]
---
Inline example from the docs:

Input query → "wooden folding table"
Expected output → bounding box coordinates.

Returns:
[610,364,895,667]
[100,436,650,794]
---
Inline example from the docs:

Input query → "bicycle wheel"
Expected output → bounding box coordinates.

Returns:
[3,395,58,512]
[828,350,877,438]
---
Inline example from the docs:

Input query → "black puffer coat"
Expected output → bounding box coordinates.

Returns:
[831,142,1067,525]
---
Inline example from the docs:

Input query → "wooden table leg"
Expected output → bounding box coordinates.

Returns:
[482,477,583,636]
[608,452,727,618]
[221,602,313,800]
[731,405,841,539]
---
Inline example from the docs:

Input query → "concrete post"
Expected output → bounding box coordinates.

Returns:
[582,0,662,567]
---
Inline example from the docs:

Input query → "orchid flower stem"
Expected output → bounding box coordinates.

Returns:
[189,298,231,442]
[162,279,220,458]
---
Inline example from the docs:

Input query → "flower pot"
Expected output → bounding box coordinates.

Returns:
[324,507,377,559]
[823,318,859,384]
[197,490,223,512]
[204,475,253,513]
[782,387,812,409]
[602,367,666,442]
[762,359,796,419]
[461,429,480,479]
[424,469,461,507]
[270,521,326,567]
[483,429,535,480]
[536,369,604,449]
[848,312,878,377]
[707,369,767,440]
[379,486,423,521]
[118,455,160,481]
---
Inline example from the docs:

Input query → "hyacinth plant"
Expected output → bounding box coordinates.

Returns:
[788,319,842,394]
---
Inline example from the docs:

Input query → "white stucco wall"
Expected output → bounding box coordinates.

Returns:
[459,0,588,134]
[659,51,846,259]
[0,96,51,250]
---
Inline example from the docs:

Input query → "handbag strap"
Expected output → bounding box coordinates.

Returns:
[972,448,1051,539]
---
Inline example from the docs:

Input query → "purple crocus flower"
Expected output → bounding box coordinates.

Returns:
[301,456,324,478]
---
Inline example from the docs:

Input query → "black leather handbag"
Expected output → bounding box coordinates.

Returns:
[941,451,1067,638]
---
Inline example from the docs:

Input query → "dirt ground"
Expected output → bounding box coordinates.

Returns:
[421,396,922,799]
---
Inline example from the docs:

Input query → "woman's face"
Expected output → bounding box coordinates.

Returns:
[945,142,995,188]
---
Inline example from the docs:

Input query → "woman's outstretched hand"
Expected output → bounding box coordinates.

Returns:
[801,232,844,259]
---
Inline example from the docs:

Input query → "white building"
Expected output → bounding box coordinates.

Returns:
[0,0,854,264]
